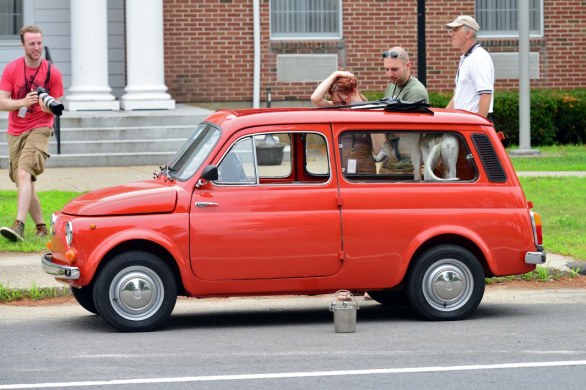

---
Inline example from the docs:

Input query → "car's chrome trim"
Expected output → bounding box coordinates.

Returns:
[525,251,546,265]
[41,253,80,280]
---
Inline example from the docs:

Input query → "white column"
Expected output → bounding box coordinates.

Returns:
[64,0,119,111]
[120,0,175,110]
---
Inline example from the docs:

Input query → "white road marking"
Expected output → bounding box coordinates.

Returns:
[2,360,586,389]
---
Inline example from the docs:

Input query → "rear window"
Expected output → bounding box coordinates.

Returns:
[339,131,477,182]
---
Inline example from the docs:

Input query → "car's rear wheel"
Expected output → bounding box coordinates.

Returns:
[93,251,177,332]
[406,245,484,321]
[71,284,98,315]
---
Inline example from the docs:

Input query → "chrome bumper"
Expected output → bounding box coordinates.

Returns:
[42,253,80,280]
[525,249,546,265]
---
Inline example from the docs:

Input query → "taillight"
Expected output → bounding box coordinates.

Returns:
[530,210,543,246]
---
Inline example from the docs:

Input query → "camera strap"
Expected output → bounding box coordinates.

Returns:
[44,61,51,90]
[23,58,42,92]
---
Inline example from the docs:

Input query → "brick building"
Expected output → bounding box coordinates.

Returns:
[163,0,586,104]
[1,1,584,107]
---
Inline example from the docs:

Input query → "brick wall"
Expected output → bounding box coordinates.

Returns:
[163,0,586,103]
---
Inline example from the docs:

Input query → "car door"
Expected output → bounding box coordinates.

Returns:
[189,127,343,281]
[333,124,479,287]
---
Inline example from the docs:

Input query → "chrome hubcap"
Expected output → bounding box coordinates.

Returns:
[109,266,164,321]
[422,259,473,312]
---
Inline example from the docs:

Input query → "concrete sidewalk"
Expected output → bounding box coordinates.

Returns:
[0,165,158,192]
[1,166,584,290]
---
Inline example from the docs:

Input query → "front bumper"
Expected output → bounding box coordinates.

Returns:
[42,253,80,280]
[525,248,546,265]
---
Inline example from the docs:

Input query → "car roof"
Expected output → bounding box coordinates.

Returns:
[203,104,492,132]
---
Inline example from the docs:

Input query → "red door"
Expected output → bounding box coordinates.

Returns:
[189,127,343,280]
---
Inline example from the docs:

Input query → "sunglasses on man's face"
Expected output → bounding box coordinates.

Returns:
[382,50,408,60]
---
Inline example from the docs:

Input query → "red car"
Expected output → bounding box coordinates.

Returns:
[42,100,545,332]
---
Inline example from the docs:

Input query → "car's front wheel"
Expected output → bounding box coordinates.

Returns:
[93,251,177,332]
[71,284,98,315]
[406,245,485,321]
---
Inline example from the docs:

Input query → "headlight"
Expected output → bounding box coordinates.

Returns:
[50,214,58,236]
[65,221,73,246]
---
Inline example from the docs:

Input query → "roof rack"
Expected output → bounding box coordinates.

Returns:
[319,98,434,115]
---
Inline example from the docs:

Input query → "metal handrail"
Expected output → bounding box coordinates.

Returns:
[44,46,61,154]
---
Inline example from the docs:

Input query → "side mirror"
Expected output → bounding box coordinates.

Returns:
[196,165,218,188]
[202,165,219,180]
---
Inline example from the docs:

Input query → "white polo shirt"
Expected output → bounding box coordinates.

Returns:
[453,43,494,114]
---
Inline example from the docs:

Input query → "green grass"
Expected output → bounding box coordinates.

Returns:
[486,265,579,285]
[509,144,586,171]
[519,176,586,260]
[0,283,70,302]
[0,191,79,252]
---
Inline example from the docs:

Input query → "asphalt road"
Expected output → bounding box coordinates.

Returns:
[1,289,586,389]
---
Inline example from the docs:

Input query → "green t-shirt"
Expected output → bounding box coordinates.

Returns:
[384,76,429,104]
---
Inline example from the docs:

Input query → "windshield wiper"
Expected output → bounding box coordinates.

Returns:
[154,165,176,182]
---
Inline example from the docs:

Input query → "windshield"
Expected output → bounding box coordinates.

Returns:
[166,122,221,181]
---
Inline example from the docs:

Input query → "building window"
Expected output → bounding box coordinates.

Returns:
[476,0,543,37]
[270,0,342,40]
[0,0,23,39]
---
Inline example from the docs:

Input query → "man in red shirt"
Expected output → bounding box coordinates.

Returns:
[0,25,63,242]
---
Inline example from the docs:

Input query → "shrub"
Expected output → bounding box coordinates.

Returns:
[553,90,586,144]
[361,88,585,146]
[428,92,451,108]
[529,90,558,146]
[362,91,384,101]
[494,92,520,144]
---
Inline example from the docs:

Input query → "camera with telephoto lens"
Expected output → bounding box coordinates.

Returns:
[36,87,64,116]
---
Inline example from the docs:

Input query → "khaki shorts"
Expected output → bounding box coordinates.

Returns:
[7,127,51,183]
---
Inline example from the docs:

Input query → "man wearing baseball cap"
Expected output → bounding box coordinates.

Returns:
[445,15,495,122]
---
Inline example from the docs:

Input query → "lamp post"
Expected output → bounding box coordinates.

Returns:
[417,0,426,87]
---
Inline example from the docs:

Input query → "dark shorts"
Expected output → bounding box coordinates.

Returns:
[7,127,51,184]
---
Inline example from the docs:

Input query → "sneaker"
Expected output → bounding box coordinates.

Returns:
[0,220,25,242]
[35,223,48,237]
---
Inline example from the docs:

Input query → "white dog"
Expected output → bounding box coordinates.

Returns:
[375,133,459,181]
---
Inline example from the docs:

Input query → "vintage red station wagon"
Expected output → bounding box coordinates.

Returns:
[42,100,545,331]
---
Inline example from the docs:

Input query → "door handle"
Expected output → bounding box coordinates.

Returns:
[195,202,219,208]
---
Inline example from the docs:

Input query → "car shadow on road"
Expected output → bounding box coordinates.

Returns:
[164,298,538,330]
[70,300,535,333]
[165,303,420,331]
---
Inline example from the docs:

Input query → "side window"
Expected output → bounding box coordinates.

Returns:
[340,131,477,182]
[256,134,291,178]
[257,132,330,184]
[305,133,329,176]
[215,132,330,186]
[216,137,257,184]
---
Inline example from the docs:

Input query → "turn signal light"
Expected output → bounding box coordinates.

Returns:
[532,211,543,246]
[65,248,77,263]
